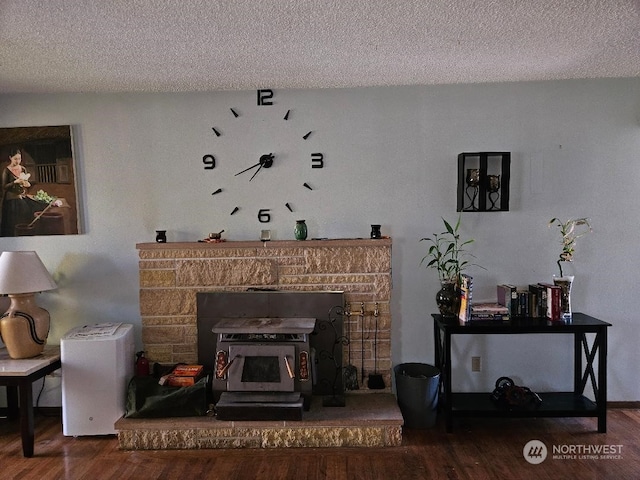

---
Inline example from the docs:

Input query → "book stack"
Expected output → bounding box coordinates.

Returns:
[537,283,562,320]
[470,302,510,321]
[497,283,562,320]
[161,364,205,387]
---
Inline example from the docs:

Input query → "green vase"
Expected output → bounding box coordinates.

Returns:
[294,220,307,240]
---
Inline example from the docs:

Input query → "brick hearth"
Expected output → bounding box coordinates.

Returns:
[116,394,402,449]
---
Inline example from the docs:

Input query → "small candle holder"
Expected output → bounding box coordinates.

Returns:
[155,230,167,243]
[487,175,501,210]
[465,169,480,211]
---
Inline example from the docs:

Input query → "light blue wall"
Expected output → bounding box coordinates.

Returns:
[1,78,638,405]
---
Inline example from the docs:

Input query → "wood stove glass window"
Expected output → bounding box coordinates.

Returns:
[242,356,281,383]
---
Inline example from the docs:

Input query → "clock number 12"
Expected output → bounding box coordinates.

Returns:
[257,89,274,106]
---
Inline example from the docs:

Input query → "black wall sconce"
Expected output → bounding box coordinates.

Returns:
[457,152,511,212]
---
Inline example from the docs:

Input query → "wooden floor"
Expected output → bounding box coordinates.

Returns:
[1,410,640,480]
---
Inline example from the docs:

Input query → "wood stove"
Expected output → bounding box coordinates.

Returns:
[197,291,345,421]
[211,317,315,420]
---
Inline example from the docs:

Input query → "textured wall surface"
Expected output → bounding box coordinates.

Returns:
[138,239,393,392]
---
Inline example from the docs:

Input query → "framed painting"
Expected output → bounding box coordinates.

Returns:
[0,125,80,237]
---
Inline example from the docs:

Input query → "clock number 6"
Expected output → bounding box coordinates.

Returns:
[258,209,271,223]
[311,153,324,168]
[203,154,216,169]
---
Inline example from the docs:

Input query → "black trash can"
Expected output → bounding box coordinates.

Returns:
[394,363,440,428]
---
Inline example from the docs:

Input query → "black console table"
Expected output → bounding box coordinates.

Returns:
[432,313,610,433]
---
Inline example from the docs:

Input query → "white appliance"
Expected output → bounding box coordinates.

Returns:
[61,323,134,436]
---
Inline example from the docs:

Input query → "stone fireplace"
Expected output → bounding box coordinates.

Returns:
[116,238,402,449]
[136,238,392,393]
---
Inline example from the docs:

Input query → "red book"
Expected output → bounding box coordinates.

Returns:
[538,283,561,320]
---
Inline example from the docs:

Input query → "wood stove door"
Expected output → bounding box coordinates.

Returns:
[228,344,296,392]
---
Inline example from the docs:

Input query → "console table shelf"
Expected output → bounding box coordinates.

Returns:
[451,392,597,416]
[432,313,610,433]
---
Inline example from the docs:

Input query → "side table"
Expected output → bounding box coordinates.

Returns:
[433,313,610,433]
[0,345,61,457]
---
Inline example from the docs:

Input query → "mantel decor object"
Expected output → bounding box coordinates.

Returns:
[457,152,511,212]
[0,251,57,359]
[294,220,308,240]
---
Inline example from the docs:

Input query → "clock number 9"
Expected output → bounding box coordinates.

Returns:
[311,153,324,168]
[202,154,216,169]
[258,209,271,223]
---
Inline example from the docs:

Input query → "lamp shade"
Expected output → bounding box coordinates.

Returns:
[0,251,57,294]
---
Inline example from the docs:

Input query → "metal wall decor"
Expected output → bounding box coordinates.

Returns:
[457,152,511,212]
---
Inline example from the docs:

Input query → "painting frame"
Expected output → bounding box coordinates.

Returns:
[0,125,81,237]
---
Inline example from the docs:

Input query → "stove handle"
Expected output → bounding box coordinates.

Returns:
[219,354,240,377]
[284,355,295,379]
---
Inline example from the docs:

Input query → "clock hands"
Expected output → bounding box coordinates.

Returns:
[235,153,274,181]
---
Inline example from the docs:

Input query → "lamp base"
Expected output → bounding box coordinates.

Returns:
[0,294,50,359]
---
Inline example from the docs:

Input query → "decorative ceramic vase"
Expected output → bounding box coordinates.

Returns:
[155,230,167,243]
[294,220,307,240]
[370,224,381,239]
[436,282,459,316]
[553,275,574,321]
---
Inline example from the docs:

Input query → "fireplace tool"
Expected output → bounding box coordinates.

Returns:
[367,302,385,389]
[343,303,359,390]
[359,302,366,383]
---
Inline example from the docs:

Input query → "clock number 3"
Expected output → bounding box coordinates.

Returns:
[311,153,324,168]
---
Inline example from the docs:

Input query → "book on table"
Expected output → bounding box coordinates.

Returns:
[497,284,517,316]
[470,302,510,321]
[458,274,473,323]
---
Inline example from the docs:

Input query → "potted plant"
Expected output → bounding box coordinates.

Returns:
[548,217,592,320]
[420,215,478,315]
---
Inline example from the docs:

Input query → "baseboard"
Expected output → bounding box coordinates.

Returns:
[0,406,62,418]
[608,401,640,409]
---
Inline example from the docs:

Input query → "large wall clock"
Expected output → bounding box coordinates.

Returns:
[203,89,324,225]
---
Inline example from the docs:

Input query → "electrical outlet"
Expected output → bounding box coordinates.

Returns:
[471,356,481,372]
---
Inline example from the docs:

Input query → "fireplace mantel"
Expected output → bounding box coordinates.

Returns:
[137,237,391,250]
[137,237,392,393]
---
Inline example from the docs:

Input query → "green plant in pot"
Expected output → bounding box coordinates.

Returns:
[420,215,478,316]
[548,217,592,320]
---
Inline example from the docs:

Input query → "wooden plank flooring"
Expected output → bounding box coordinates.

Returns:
[1,410,640,479]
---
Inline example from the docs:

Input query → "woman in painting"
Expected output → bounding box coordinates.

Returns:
[1,147,41,236]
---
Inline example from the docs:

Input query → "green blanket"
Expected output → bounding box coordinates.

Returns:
[125,375,210,418]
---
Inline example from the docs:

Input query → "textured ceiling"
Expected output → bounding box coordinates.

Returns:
[1,0,639,93]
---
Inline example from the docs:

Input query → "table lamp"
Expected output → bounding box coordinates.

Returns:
[0,251,57,359]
